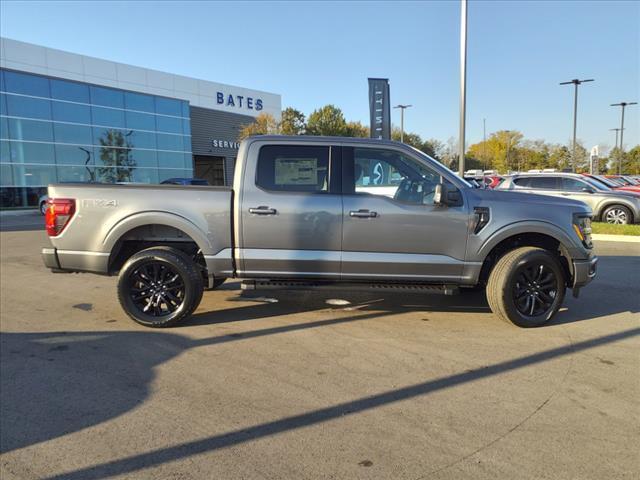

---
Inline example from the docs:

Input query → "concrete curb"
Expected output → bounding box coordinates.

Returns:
[592,234,640,243]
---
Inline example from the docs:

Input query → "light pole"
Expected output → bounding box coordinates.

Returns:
[393,104,412,143]
[560,78,594,172]
[482,118,486,170]
[458,0,468,177]
[609,128,621,150]
[611,102,637,174]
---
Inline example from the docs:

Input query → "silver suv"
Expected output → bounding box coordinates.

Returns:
[498,173,640,224]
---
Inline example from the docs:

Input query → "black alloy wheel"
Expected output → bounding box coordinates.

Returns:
[513,263,558,317]
[117,247,204,327]
[128,262,185,317]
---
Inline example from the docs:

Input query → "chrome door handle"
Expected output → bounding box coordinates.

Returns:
[349,209,378,218]
[248,206,277,215]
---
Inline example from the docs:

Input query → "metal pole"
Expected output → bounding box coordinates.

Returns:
[611,102,638,174]
[572,82,578,172]
[458,0,468,177]
[560,78,594,172]
[609,128,620,150]
[393,104,412,143]
[483,118,486,170]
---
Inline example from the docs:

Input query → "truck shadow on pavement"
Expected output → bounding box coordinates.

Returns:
[1,326,637,480]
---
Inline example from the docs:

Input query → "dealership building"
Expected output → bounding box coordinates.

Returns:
[0,37,281,208]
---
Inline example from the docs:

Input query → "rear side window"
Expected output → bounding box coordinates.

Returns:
[256,145,329,192]
[513,177,531,187]
[529,176,560,189]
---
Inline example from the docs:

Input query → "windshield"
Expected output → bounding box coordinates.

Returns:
[583,176,611,191]
[408,146,473,188]
[593,176,619,188]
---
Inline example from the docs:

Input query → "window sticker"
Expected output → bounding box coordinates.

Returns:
[275,157,318,185]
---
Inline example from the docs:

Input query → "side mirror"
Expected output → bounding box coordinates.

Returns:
[581,187,595,194]
[434,182,463,207]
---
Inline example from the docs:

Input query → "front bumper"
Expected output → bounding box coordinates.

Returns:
[573,255,598,288]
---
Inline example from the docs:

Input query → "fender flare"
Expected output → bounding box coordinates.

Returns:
[102,211,214,255]
[476,220,582,260]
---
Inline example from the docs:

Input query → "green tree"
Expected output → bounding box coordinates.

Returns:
[344,121,369,137]
[391,127,423,149]
[98,129,135,183]
[280,107,306,135]
[238,113,280,140]
[621,145,640,175]
[467,130,523,172]
[306,105,347,136]
[421,138,445,160]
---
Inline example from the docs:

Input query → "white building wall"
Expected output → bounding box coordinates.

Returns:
[0,37,281,120]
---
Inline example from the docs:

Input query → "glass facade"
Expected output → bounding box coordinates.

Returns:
[0,68,193,208]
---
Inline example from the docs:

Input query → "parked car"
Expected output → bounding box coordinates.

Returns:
[483,175,504,189]
[498,172,640,224]
[38,194,49,215]
[581,174,640,193]
[160,178,210,186]
[605,175,640,187]
[41,136,597,328]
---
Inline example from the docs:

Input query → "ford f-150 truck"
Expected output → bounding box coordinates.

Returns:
[42,136,598,328]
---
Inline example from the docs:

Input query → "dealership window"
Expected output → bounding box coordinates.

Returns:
[6,95,51,120]
[256,145,329,192]
[50,79,90,103]
[0,67,193,207]
[51,101,92,124]
[7,118,54,142]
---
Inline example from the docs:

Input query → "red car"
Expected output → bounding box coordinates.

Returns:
[483,175,504,189]
[581,174,640,193]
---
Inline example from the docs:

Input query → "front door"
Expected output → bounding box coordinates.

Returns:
[341,146,470,281]
[239,143,342,278]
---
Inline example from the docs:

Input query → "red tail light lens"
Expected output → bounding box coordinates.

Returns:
[45,198,76,237]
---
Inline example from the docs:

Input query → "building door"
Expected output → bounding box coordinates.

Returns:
[194,155,225,186]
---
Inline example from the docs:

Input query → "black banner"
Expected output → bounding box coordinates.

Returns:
[368,78,390,140]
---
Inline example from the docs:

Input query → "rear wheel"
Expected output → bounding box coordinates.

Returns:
[117,247,203,327]
[602,205,632,224]
[486,247,566,328]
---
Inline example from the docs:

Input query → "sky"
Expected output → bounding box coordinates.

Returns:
[1,0,638,153]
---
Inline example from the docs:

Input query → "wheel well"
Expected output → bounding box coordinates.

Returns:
[108,224,206,276]
[478,233,571,286]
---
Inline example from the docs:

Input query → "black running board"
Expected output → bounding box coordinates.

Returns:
[241,279,459,295]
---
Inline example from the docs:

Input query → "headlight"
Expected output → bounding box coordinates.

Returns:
[573,213,593,249]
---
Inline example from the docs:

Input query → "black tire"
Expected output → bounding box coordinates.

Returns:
[117,246,203,327]
[486,247,566,328]
[602,205,632,225]
[206,277,226,290]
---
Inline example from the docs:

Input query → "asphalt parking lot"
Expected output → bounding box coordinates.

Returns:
[1,218,639,480]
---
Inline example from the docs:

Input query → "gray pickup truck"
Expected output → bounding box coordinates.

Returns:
[42,136,597,328]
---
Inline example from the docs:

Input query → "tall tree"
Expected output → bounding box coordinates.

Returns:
[97,129,134,183]
[238,113,280,140]
[306,105,347,136]
[280,107,306,135]
[344,121,369,137]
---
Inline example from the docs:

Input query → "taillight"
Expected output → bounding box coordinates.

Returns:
[45,198,76,237]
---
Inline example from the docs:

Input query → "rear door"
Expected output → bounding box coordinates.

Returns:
[238,142,343,278]
[340,146,470,281]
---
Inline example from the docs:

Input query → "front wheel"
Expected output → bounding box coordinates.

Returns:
[117,247,203,327]
[602,205,632,225]
[486,247,566,328]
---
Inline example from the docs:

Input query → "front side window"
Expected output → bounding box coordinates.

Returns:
[256,145,329,193]
[351,147,441,205]
[562,177,590,191]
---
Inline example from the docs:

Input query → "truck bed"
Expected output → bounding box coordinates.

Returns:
[44,183,233,275]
